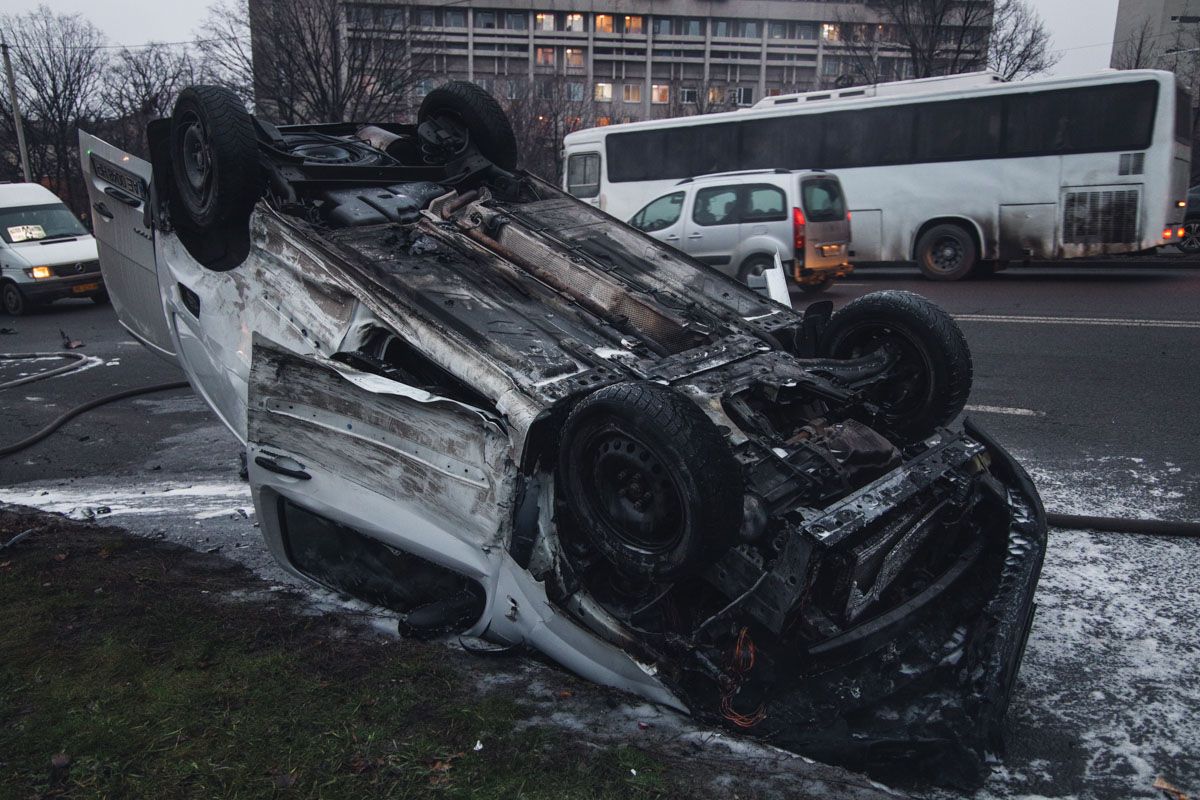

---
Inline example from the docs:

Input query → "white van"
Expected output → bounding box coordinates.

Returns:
[0,183,104,315]
[627,170,852,293]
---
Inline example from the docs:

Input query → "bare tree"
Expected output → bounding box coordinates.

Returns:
[835,0,994,86]
[499,75,589,180]
[248,0,434,124]
[0,5,107,213]
[987,0,1059,80]
[102,44,197,157]
[1111,15,1162,71]
[194,0,256,106]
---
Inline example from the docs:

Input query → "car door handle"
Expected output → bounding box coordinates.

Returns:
[92,201,114,220]
[687,233,703,239]
[664,234,680,241]
[254,455,311,480]
[103,185,141,207]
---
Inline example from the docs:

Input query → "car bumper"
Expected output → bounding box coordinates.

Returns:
[793,259,853,284]
[748,420,1046,788]
[19,274,106,301]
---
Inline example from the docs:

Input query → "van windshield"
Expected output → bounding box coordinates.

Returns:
[801,178,845,223]
[0,202,88,244]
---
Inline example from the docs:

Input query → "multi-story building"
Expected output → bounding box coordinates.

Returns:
[1112,0,1200,67]
[335,0,929,125]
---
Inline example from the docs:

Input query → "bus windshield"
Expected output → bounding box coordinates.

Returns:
[0,203,88,244]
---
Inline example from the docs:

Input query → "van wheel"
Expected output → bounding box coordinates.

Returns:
[557,382,742,580]
[916,224,977,281]
[736,255,774,284]
[418,81,518,170]
[169,85,262,270]
[2,283,27,316]
[819,291,973,443]
[1179,220,1200,254]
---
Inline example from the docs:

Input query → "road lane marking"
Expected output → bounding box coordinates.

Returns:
[954,314,1200,329]
[964,404,1045,417]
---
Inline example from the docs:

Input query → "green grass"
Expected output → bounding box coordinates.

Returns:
[0,511,676,800]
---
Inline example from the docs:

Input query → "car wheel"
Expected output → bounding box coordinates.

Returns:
[1179,220,1200,254]
[819,290,973,443]
[798,277,834,294]
[2,283,27,316]
[916,223,977,281]
[418,81,519,170]
[169,85,263,270]
[557,381,742,580]
[736,255,774,285]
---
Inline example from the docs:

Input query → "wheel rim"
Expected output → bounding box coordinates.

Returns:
[927,235,965,274]
[2,286,20,314]
[1182,223,1200,252]
[576,425,685,555]
[830,321,933,420]
[178,110,214,205]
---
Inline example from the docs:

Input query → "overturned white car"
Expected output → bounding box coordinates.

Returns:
[80,82,1045,788]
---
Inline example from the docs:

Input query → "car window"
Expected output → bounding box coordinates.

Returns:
[631,192,685,232]
[0,202,88,244]
[801,178,846,223]
[692,186,739,227]
[741,185,787,223]
[566,152,601,198]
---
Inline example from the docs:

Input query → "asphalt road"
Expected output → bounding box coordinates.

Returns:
[1,262,1198,799]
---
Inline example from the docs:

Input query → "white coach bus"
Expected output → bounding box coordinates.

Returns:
[562,70,1192,280]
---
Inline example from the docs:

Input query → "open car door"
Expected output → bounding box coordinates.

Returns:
[78,131,176,359]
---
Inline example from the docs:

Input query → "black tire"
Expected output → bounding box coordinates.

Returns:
[916,223,977,281]
[2,283,27,316]
[819,291,973,443]
[799,277,834,294]
[1179,220,1200,254]
[169,85,262,266]
[419,81,518,170]
[557,382,742,580]
[736,255,774,285]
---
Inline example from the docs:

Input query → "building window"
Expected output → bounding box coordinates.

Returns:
[735,86,754,106]
[505,12,527,30]
[444,9,465,28]
[536,47,556,66]
[651,84,670,104]
[535,13,556,31]
[738,21,760,38]
[795,23,817,40]
[595,14,614,33]
[713,19,730,37]
[474,10,496,29]
[565,47,584,67]
[822,23,840,41]
[679,87,698,104]
[652,17,671,36]
[822,57,840,76]
[415,79,435,98]
[766,87,782,97]
[623,83,642,103]
[595,82,613,102]
[768,22,786,39]
[506,80,523,100]
[708,86,723,105]
[596,116,611,126]
[415,8,435,27]
[565,13,584,31]
[624,15,644,34]
[567,82,585,101]
[680,18,702,36]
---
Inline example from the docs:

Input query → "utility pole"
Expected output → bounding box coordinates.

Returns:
[1,39,32,183]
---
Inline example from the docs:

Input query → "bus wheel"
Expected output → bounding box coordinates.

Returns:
[916,224,977,281]
[1179,220,1200,254]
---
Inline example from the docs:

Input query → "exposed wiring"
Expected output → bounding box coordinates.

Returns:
[720,626,767,729]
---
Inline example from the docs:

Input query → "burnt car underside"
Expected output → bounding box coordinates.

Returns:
[132,83,1046,788]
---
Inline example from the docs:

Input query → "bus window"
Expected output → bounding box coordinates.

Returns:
[739,116,819,170]
[1176,86,1193,145]
[692,186,739,226]
[914,97,1002,162]
[630,191,685,231]
[822,106,914,168]
[567,152,601,197]
[1005,81,1157,156]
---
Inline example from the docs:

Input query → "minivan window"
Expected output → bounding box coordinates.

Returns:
[801,178,845,222]
[631,192,684,232]
[692,186,739,226]
[742,185,787,222]
[0,202,88,244]
[567,152,601,198]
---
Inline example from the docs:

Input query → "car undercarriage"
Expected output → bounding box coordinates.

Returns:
[80,81,1046,788]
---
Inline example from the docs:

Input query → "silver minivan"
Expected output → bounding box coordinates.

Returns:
[0,183,103,315]
[629,169,852,293]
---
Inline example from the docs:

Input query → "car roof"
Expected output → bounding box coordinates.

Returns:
[0,182,67,208]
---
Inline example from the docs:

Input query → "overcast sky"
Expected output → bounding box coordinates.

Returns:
[1,0,1122,78]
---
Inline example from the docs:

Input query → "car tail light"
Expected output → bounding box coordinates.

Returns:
[1179,227,1187,238]
[793,207,806,253]
[1164,227,1175,239]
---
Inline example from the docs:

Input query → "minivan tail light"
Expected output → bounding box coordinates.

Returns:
[793,207,806,253]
